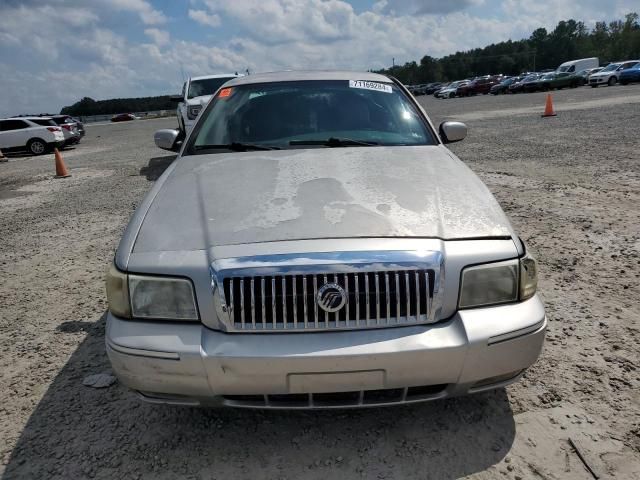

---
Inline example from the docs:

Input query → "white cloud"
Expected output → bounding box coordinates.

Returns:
[188,9,221,27]
[144,28,170,46]
[381,0,484,15]
[107,0,167,25]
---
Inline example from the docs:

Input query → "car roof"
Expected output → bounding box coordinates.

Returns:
[224,70,392,87]
[190,74,242,81]
[9,116,53,120]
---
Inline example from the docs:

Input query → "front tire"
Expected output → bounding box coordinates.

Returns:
[608,77,617,86]
[27,138,47,155]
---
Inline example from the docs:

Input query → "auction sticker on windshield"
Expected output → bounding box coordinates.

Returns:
[349,80,392,93]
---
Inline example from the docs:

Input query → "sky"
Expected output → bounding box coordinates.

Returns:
[0,0,636,116]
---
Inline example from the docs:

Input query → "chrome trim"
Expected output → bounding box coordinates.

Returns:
[213,250,444,332]
[282,277,287,326]
[488,318,546,345]
[303,276,308,328]
[250,278,256,328]
[365,274,370,324]
[292,274,298,328]
[395,272,400,325]
[405,271,410,322]
[343,273,349,328]
[271,277,276,328]
[240,278,245,328]
[313,276,318,328]
[260,277,266,327]
[106,341,180,360]
[384,272,390,319]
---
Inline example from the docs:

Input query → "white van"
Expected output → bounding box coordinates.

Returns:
[556,58,599,74]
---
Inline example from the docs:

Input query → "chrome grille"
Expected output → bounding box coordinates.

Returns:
[223,269,433,331]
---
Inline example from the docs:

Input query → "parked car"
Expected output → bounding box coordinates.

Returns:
[111,113,138,122]
[29,117,80,147]
[589,61,640,87]
[50,114,85,141]
[574,67,602,85]
[425,82,444,94]
[620,63,640,85]
[457,76,502,96]
[171,74,241,138]
[510,74,540,93]
[436,80,469,98]
[0,117,65,155]
[556,57,599,74]
[533,72,581,91]
[490,77,518,94]
[107,70,546,409]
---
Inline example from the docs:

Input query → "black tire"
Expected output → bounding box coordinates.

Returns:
[608,77,617,86]
[591,84,598,88]
[27,138,47,155]
[621,80,628,86]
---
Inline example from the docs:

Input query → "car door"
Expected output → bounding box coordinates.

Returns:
[556,73,570,88]
[0,119,30,149]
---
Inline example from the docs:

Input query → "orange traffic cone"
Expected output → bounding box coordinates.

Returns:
[542,94,556,117]
[54,148,71,178]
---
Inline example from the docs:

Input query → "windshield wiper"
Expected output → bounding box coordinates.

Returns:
[289,137,379,147]
[193,142,280,152]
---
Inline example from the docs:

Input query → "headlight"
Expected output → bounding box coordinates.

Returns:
[106,264,199,321]
[458,254,538,309]
[459,260,519,309]
[187,105,201,120]
[106,263,131,318]
[519,254,538,301]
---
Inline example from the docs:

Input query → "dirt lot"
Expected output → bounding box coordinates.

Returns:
[1,85,639,479]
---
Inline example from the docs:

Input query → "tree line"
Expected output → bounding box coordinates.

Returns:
[375,12,640,84]
[60,96,175,117]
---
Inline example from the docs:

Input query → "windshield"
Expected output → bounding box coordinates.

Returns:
[523,75,538,82]
[188,80,436,153]
[542,74,555,80]
[187,77,236,99]
[601,63,621,72]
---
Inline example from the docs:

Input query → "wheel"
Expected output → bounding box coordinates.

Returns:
[591,84,598,88]
[621,80,628,86]
[27,138,47,155]
[608,77,617,86]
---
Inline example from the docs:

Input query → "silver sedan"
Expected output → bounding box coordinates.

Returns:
[106,71,545,409]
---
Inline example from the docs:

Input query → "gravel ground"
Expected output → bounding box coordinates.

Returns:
[1,85,639,479]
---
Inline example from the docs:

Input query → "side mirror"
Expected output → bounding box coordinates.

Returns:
[169,94,183,103]
[439,121,467,144]
[154,129,180,151]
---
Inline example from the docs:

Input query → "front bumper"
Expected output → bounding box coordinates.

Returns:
[106,295,546,408]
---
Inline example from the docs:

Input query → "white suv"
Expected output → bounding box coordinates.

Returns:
[172,74,241,138]
[0,117,65,155]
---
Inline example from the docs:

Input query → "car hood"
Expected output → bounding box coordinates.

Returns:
[590,72,612,78]
[133,146,516,252]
